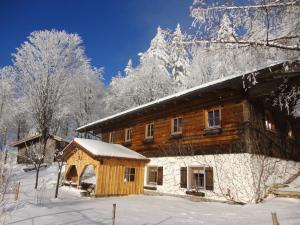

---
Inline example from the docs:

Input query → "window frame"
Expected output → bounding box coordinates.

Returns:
[147,166,163,186]
[287,121,294,139]
[109,132,115,143]
[265,110,275,132]
[189,167,205,190]
[171,117,183,135]
[206,108,221,129]
[145,123,154,139]
[124,128,133,142]
[124,167,135,182]
[186,166,214,191]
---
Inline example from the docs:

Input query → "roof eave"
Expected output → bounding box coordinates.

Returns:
[63,140,149,162]
[76,60,299,133]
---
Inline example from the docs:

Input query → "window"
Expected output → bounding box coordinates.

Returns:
[287,121,294,138]
[191,167,205,189]
[109,132,115,143]
[125,128,132,142]
[147,166,163,185]
[207,109,221,128]
[265,111,275,131]
[124,168,135,182]
[171,117,182,134]
[187,167,214,191]
[145,123,154,139]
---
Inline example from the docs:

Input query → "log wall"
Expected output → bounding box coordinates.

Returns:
[100,99,245,156]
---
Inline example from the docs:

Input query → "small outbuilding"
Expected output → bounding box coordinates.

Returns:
[63,138,149,196]
[11,134,69,164]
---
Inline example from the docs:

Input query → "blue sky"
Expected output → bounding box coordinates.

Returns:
[0,0,192,84]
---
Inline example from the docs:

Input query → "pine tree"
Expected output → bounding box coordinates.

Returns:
[140,26,170,65]
[124,59,133,76]
[169,24,191,87]
[217,14,237,41]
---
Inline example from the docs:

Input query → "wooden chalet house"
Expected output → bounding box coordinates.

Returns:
[76,60,300,203]
[11,134,69,164]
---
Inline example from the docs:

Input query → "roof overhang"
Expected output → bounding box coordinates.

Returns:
[10,134,69,148]
[63,140,150,163]
[76,59,300,133]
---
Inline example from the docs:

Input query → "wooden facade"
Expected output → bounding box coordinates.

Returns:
[10,134,69,164]
[77,61,300,161]
[63,139,148,196]
[100,99,245,156]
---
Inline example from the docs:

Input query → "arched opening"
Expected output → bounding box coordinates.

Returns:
[65,165,79,185]
[80,165,96,195]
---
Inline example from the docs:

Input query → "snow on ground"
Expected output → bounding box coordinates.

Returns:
[3,166,300,225]
[278,176,300,192]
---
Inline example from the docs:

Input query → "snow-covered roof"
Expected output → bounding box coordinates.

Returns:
[76,60,292,132]
[10,134,69,147]
[70,138,148,160]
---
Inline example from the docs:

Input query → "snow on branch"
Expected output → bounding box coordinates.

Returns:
[270,78,300,115]
[191,1,299,13]
[185,39,300,51]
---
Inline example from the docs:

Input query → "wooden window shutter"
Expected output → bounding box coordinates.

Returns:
[205,167,214,191]
[157,167,163,185]
[180,167,187,188]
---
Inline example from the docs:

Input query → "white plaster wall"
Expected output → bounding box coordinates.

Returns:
[144,153,300,203]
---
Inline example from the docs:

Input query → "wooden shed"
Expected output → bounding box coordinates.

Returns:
[10,134,69,164]
[63,138,149,196]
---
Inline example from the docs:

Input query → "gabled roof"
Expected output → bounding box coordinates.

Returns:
[63,138,149,161]
[77,60,298,133]
[10,134,69,147]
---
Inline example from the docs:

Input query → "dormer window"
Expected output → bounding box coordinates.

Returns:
[265,111,275,131]
[109,132,115,143]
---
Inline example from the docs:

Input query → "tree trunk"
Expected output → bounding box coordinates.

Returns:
[55,167,62,198]
[4,149,8,164]
[2,127,7,164]
[17,120,21,140]
[35,165,40,189]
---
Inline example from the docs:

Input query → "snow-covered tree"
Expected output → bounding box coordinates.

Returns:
[0,66,15,158]
[139,26,170,65]
[133,57,174,103]
[13,30,99,188]
[188,0,300,115]
[216,13,237,41]
[169,24,191,87]
[70,67,105,129]
[104,71,133,114]
[124,59,133,76]
[0,152,17,223]
[190,0,300,51]
[105,27,175,114]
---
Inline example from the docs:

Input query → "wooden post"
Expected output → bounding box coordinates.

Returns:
[112,203,116,225]
[271,212,280,225]
[15,182,20,201]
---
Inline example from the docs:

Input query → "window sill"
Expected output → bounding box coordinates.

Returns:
[186,190,205,197]
[143,138,154,144]
[122,141,132,147]
[144,186,157,191]
[169,133,183,139]
[203,127,222,136]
